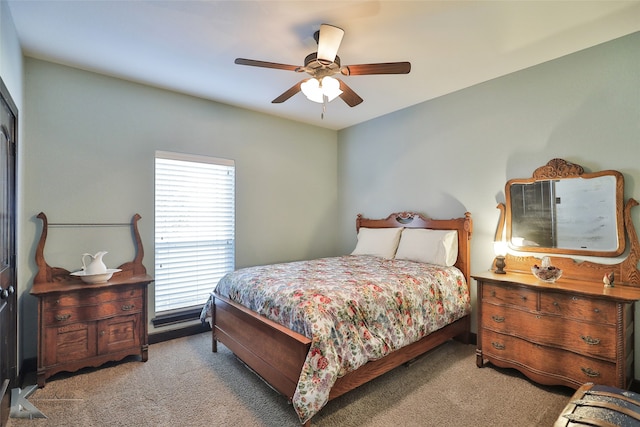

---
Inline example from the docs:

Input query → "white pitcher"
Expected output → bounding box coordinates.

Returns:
[82,251,108,275]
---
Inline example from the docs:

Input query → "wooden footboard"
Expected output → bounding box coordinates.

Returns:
[213,293,311,401]
[329,315,470,400]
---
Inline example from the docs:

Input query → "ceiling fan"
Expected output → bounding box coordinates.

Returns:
[235,24,411,108]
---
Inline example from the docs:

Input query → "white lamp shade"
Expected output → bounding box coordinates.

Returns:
[301,78,323,103]
[322,76,342,102]
[493,241,508,256]
[301,77,343,103]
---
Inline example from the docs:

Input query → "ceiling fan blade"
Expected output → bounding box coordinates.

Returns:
[235,58,301,72]
[341,62,411,76]
[272,80,304,104]
[316,24,344,63]
[337,79,363,107]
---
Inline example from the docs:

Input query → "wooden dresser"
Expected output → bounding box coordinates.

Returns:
[31,278,151,387]
[480,159,640,391]
[30,213,153,387]
[474,270,640,390]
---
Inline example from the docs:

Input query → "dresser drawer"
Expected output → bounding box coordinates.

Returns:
[43,287,143,309]
[482,304,616,360]
[482,282,537,311]
[44,296,142,324]
[539,292,616,324]
[482,329,617,387]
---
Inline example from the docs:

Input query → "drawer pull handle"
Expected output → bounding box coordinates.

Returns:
[581,335,601,346]
[520,296,527,301]
[594,308,600,313]
[581,367,600,378]
[490,290,496,297]
[55,314,71,322]
[121,304,135,311]
[491,315,505,323]
[491,342,505,350]
[552,301,559,307]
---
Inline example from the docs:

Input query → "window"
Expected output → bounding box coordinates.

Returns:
[154,151,235,315]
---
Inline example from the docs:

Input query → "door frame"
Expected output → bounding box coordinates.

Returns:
[0,75,18,425]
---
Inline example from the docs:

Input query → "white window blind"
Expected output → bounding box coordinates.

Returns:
[154,151,235,313]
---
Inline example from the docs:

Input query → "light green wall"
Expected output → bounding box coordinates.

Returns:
[337,31,640,348]
[0,0,22,101]
[4,5,640,377]
[20,58,338,358]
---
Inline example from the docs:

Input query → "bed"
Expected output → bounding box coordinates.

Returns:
[202,211,473,425]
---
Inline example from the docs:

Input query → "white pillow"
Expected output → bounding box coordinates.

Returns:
[351,227,403,259]
[395,228,458,266]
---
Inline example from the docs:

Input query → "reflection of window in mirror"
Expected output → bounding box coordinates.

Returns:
[510,181,554,247]
[554,176,617,251]
[508,176,619,252]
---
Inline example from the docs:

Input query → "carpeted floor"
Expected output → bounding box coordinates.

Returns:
[7,333,572,426]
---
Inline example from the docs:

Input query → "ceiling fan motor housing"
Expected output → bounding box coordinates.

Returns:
[304,52,341,78]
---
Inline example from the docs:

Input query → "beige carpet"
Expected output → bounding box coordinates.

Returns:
[7,333,572,427]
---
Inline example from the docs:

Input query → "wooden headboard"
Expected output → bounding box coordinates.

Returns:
[356,211,473,286]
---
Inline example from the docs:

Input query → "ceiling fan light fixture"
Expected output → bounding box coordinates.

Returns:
[321,76,342,101]
[301,77,343,103]
[301,78,323,103]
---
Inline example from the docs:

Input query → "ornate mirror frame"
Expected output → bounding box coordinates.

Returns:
[504,158,625,257]
[495,159,640,286]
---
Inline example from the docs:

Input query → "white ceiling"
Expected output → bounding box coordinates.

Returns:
[7,1,640,130]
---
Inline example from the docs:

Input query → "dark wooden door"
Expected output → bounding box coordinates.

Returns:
[0,77,18,426]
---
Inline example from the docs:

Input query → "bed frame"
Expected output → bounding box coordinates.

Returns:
[211,211,473,425]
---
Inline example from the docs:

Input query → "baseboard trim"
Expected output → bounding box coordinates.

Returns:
[20,358,36,384]
[149,322,211,344]
[469,332,477,346]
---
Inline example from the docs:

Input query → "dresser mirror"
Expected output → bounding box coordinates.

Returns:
[505,158,625,257]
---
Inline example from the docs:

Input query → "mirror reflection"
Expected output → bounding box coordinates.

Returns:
[505,159,625,257]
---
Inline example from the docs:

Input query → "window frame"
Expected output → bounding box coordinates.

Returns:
[152,150,235,326]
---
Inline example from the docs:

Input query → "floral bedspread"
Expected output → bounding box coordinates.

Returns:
[201,255,470,424]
